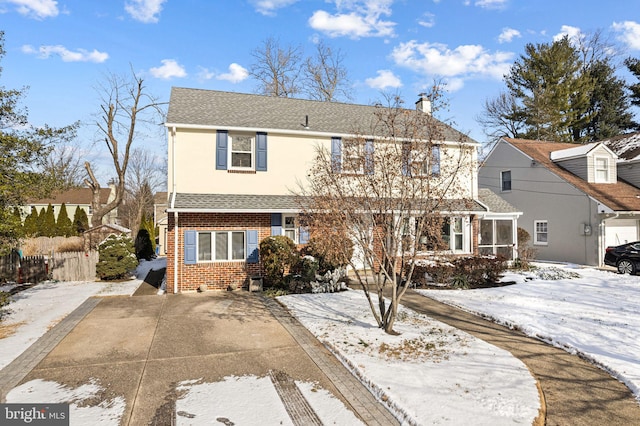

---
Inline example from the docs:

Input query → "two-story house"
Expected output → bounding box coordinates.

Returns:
[479,137,640,267]
[165,88,520,293]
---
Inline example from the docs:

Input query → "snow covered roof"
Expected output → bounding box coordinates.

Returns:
[549,142,616,161]
[601,132,640,162]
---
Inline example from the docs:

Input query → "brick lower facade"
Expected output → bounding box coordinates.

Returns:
[167,212,270,293]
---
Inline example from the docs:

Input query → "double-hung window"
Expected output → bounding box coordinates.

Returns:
[198,231,245,261]
[342,140,365,174]
[501,170,512,191]
[230,134,254,169]
[409,144,440,176]
[283,215,298,243]
[594,157,609,183]
[534,220,548,245]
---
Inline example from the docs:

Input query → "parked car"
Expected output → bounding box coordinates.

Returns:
[604,242,640,274]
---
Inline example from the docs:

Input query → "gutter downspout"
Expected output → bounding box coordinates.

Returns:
[171,126,178,294]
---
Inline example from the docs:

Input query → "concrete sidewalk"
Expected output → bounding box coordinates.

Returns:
[0,289,398,425]
[399,289,640,426]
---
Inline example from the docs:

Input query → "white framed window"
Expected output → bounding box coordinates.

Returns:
[501,170,512,191]
[229,134,254,170]
[594,157,609,183]
[283,215,298,243]
[342,140,365,174]
[410,145,440,176]
[198,231,245,261]
[534,220,548,245]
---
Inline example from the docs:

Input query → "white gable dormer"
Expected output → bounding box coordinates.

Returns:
[550,142,617,184]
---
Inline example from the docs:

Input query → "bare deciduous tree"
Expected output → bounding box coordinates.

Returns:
[119,148,165,235]
[298,91,475,334]
[249,37,303,97]
[43,133,85,190]
[303,40,352,102]
[84,71,165,227]
[476,91,525,141]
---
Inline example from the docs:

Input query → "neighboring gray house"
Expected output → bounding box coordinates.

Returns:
[479,137,640,267]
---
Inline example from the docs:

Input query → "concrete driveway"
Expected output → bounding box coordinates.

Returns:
[1,289,397,425]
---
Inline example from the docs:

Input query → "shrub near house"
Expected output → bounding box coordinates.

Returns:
[96,234,138,280]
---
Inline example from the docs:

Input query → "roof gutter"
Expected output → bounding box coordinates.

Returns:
[170,126,178,294]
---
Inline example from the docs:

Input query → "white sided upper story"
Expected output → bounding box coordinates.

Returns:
[165,88,480,199]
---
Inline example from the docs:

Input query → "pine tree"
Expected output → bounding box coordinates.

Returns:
[36,208,46,237]
[96,234,138,280]
[73,206,89,235]
[506,36,594,142]
[23,207,38,237]
[56,203,73,237]
[42,204,56,237]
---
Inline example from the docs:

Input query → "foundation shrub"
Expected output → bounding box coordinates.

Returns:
[413,256,507,287]
[259,235,299,287]
[96,234,138,280]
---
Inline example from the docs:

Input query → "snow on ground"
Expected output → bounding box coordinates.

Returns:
[277,290,541,425]
[0,257,166,370]
[8,259,638,424]
[416,263,640,402]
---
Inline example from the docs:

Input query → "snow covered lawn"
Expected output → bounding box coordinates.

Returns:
[416,263,640,402]
[278,290,541,425]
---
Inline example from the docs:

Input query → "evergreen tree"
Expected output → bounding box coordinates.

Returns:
[23,207,38,237]
[56,203,73,237]
[96,234,138,280]
[0,31,78,252]
[626,57,640,129]
[581,60,635,140]
[73,206,89,235]
[42,204,56,237]
[506,36,594,142]
[135,214,156,260]
[36,208,46,237]
[11,207,23,240]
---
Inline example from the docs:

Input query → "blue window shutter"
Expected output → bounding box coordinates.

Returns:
[401,143,410,176]
[247,230,259,263]
[216,130,228,170]
[331,137,342,173]
[256,132,267,171]
[431,145,441,176]
[364,139,374,175]
[271,213,282,236]
[184,230,197,264]
[299,226,310,244]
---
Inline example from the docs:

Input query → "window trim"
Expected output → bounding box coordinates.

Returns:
[408,144,440,177]
[594,156,609,183]
[533,220,548,246]
[228,134,255,171]
[197,230,246,262]
[282,214,298,244]
[342,140,366,175]
[501,170,512,192]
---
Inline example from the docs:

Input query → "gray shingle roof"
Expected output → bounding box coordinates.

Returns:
[169,193,489,213]
[166,87,475,143]
[477,188,520,213]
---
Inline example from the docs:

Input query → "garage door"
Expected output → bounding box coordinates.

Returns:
[605,219,639,246]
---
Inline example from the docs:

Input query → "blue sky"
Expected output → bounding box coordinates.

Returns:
[2,0,640,179]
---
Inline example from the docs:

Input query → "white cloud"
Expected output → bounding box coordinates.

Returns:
[6,0,58,19]
[365,69,402,89]
[21,44,108,62]
[418,12,435,28]
[309,0,396,39]
[391,40,513,82]
[251,0,299,16]
[125,0,166,23]
[217,63,249,83]
[149,59,187,79]
[498,27,520,44]
[553,25,582,42]
[475,0,508,9]
[197,67,216,81]
[612,21,640,50]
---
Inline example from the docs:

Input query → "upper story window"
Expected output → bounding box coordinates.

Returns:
[216,130,267,172]
[594,157,609,183]
[405,144,440,177]
[343,140,367,174]
[501,170,512,192]
[230,134,254,169]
